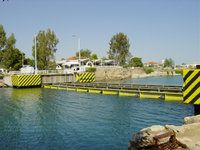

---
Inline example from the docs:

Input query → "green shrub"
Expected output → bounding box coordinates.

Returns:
[122,64,129,68]
[144,67,154,74]
[129,57,143,67]
[175,69,183,75]
[0,75,4,79]
[86,67,96,72]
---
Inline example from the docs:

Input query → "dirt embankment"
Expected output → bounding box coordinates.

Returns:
[95,67,145,81]
[95,67,170,81]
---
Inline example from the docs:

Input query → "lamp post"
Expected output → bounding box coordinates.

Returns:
[78,37,81,61]
[72,35,81,66]
[34,35,38,74]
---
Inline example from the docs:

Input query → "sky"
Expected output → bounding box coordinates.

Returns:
[0,0,199,65]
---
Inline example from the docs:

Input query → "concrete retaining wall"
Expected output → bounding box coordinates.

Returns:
[3,76,12,86]
[42,74,76,84]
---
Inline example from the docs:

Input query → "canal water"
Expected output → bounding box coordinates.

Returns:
[125,75,183,85]
[0,76,193,150]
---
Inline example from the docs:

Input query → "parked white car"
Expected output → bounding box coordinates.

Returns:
[20,65,34,74]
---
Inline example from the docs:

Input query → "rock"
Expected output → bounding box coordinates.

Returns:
[165,125,185,134]
[176,123,200,150]
[129,125,174,149]
[184,115,200,124]
[129,115,200,150]
[141,125,165,132]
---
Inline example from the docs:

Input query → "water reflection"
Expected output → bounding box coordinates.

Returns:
[0,88,42,149]
[35,89,68,149]
[11,88,42,101]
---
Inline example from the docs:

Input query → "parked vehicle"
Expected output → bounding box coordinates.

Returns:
[20,65,34,74]
[63,61,85,74]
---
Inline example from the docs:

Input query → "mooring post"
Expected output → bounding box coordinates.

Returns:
[194,105,200,115]
[194,65,200,115]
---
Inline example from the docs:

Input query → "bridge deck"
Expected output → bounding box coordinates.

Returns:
[43,82,183,102]
[57,82,182,92]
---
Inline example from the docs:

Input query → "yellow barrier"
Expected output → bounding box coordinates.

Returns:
[140,92,162,99]
[119,91,138,97]
[183,69,200,104]
[12,74,41,87]
[102,90,118,95]
[76,72,95,82]
[165,93,183,102]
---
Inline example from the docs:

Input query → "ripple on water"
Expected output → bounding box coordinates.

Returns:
[0,86,193,150]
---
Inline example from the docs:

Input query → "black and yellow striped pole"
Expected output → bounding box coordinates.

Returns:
[183,65,200,115]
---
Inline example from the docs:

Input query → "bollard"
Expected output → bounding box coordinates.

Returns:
[194,65,200,115]
[194,105,200,115]
[182,65,200,115]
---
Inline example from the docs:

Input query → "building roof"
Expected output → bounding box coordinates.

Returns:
[145,61,160,65]
[67,56,78,61]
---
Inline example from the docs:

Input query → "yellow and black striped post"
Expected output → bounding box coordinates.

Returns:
[12,74,41,87]
[183,69,200,104]
[76,72,95,83]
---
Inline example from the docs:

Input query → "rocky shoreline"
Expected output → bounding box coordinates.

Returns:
[129,115,200,150]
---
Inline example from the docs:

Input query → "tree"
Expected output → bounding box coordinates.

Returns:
[0,33,23,70]
[24,58,34,66]
[75,49,98,60]
[91,53,98,60]
[129,57,143,67]
[0,24,6,51]
[76,49,91,59]
[0,25,5,66]
[164,58,174,68]
[32,29,59,70]
[0,25,27,70]
[108,32,130,66]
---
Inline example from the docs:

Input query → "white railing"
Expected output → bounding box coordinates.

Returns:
[37,70,64,75]
[95,65,123,69]
[6,70,65,75]
[7,71,21,75]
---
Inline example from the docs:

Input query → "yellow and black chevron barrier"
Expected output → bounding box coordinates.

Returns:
[183,69,200,104]
[76,72,95,82]
[12,74,41,87]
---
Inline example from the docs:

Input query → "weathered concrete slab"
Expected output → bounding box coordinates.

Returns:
[3,76,12,87]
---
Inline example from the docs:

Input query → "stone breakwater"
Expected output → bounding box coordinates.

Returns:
[129,115,200,150]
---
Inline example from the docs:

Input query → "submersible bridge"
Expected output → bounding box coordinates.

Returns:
[44,82,183,102]
[9,68,200,106]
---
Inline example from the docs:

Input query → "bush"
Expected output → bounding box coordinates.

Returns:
[0,75,4,79]
[175,69,183,75]
[123,64,129,68]
[86,67,96,72]
[144,67,154,74]
[129,57,143,67]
